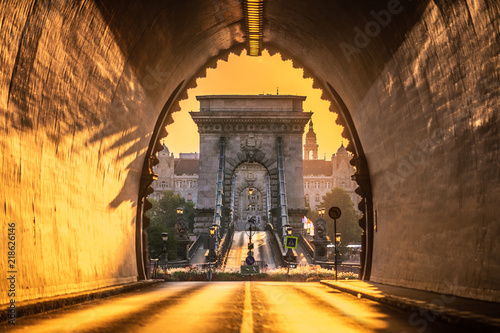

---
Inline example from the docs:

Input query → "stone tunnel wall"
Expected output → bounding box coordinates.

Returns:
[0,0,499,304]
[263,0,500,301]
[359,1,500,301]
[0,0,244,304]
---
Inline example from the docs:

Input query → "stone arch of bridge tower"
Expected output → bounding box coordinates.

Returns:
[230,161,272,229]
[224,158,278,229]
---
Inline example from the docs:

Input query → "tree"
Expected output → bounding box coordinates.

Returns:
[145,191,196,260]
[318,188,362,246]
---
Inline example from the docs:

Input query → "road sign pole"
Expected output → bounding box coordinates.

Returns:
[334,218,337,281]
[329,207,342,282]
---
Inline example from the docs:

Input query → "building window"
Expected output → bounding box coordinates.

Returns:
[187,181,192,188]
[187,193,192,201]
[315,182,320,189]
[175,181,181,188]
[305,194,309,204]
[326,182,331,189]
[305,182,309,189]
[315,195,320,202]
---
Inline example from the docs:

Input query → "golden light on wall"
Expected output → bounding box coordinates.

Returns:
[243,0,264,56]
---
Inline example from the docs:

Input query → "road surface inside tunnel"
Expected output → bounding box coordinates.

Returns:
[225,231,276,270]
[1,282,473,333]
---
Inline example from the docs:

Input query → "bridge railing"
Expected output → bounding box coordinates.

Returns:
[214,221,235,268]
[298,234,314,260]
[266,230,286,267]
[188,234,204,261]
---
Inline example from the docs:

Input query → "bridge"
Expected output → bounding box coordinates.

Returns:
[1,0,499,331]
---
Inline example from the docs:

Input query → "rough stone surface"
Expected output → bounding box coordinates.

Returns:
[0,0,498,303]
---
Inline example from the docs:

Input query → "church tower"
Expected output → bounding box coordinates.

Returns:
[304,120,319,160]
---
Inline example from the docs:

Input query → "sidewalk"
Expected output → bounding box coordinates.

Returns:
[0,279,165,322]
[321,280,500,332]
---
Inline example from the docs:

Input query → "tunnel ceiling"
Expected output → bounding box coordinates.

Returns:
[93,0,431,119]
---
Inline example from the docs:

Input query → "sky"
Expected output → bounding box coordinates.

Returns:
[163,49,345,159]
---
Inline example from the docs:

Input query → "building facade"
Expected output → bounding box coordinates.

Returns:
[303,121,360,210]
[150,115,358,215]
[149,146,199,204]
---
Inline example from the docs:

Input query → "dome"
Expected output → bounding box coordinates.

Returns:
[160,143,170,155]
[336,142,348,155]
[305,120,317,140]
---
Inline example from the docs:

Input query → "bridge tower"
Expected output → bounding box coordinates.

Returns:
[190,95,311,236]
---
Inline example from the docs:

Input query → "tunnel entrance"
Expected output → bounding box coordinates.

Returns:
[139,64,374,280]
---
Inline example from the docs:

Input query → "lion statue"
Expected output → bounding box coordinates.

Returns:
[175,219,189,240]
[314,219,327,240]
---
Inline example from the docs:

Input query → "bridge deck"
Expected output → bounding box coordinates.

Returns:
[224,231,277,270]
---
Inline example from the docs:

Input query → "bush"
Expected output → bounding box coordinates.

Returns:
[157,265,358,282]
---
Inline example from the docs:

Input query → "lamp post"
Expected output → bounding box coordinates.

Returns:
[207,225,217,281]
[176,207,184,215]
[160,232,169,270]
[209,225,217,261]
[335,232,342,278]
[328,206,342,281]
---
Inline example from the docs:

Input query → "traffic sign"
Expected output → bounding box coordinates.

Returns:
[241,265,260,275]
[285,236,298,249]
[247,250,254,256]
[245,256,255,265]
[329,206,342,219]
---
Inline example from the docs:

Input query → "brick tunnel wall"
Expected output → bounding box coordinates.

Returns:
[0,0,498,304]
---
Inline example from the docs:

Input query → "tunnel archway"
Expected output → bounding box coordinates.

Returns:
[138,45,374,280]
[1,0,499,304]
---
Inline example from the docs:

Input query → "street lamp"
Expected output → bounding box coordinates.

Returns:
[161,232,169,267]
[248,187,254,195]
[286,225,293,236]
[176,207,184,215]
[318,207,325,217]
[209,225,216,237]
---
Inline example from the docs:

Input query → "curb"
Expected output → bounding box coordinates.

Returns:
[320,280,500,332]
[1,279,165,322]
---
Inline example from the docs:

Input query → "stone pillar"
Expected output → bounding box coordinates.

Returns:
[194,208,214,234]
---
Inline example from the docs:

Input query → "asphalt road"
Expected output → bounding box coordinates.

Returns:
[2,282,471,333]
[225,231,277,270]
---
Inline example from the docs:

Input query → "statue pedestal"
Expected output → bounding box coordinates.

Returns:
[311,239,329,262]
[176,239,192,261]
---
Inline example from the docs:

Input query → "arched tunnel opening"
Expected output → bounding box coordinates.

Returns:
[137,46,371,279]
[1,0,499,308]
